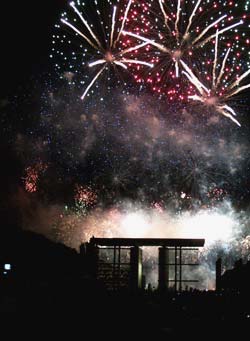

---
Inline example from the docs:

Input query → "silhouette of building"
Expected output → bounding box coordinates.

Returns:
[220,258,250,293]
[216,257,222,291]
[82,237,205,291]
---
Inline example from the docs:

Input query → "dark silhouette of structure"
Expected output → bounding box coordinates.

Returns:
[216,257,222,291]
[220,258,250,293]
[2,230,250,338]
[82,237,205,291]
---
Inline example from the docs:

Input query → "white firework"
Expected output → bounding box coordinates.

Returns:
[60,1,153,100]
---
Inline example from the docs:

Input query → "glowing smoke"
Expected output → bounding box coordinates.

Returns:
[18,190,249,289]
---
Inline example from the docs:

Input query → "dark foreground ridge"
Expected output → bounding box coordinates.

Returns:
[1,231,250,338]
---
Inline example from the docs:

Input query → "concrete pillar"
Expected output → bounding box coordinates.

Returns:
[158,247,169,291]
[130,246,143,291]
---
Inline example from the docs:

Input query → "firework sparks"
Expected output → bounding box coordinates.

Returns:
[180,31,250,126]
[53,1,250,105]
[74,184,97,208]
[123,0,243,78]
[24,162,48,193]
[60,1,153,100]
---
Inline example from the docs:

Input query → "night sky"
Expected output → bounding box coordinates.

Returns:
[1,1,250,286]
[1,0,62,229]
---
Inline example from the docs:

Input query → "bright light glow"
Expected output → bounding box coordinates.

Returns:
[179,211,236,245]
[121,212,151,238]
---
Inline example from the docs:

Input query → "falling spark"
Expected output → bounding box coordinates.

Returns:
[114,0,133,46]
[158,0,171,32]
[175,0,181,41]
[81,65,106,100]
[69,1,103,50]
[110,5,117,48]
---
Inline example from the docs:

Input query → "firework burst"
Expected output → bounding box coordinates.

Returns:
[181,30,250,126]
[24,162,48,193]
[122,0,247,99]
[179,150,227,199]
[74,184,98,209]
[54,0,153,100]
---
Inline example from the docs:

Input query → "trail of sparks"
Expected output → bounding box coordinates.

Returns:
[175,0,181,41]
[196,20,244,47]
[110,5,117,48]
[212,31,219,89]
[114,0,133,47]
[122,30,170,53]
[184,0,202,38]
[69,1,103,50]
[216,48,231,88]
[81,65,106,100]
[61,18,99,50]
[158,0,171,33]
[192,15,227,46]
